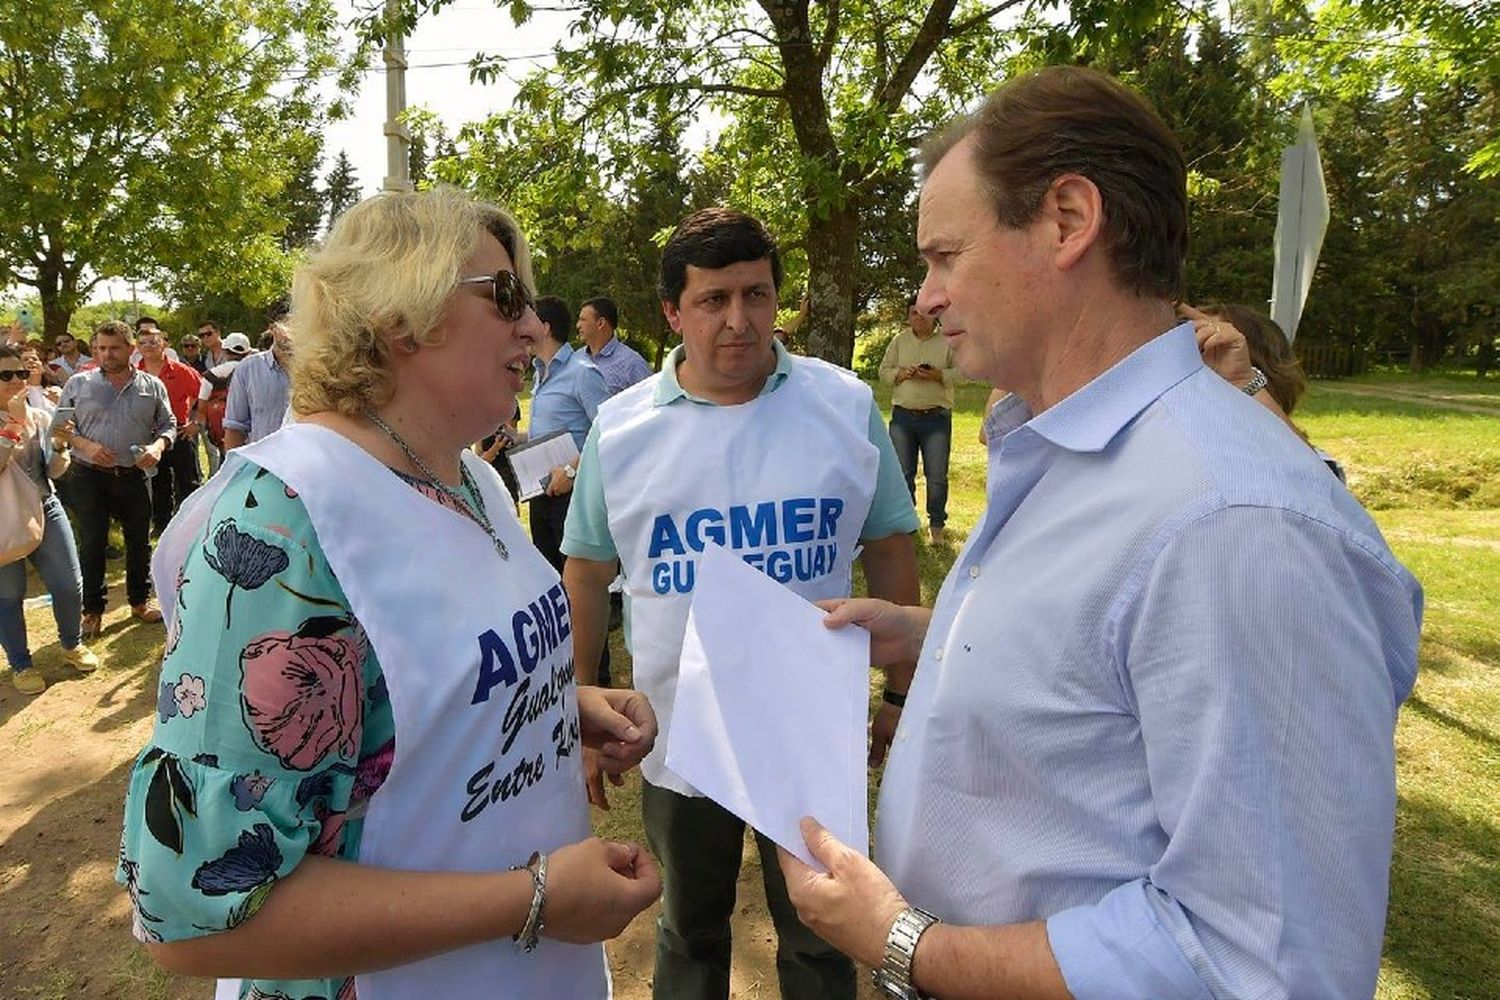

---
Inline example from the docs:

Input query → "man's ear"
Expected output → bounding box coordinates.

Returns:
[1047,173,1104,272]
[662,300,683,334]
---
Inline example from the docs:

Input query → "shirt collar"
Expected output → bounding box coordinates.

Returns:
[533,342,576,379]
[999,321,1203,454]
[654,339,793,406]
[590,336,619,359]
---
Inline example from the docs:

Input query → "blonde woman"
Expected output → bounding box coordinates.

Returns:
[120,188,661,1000]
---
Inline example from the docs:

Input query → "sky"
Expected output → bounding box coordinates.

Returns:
[323,1,573,198]
[90,2,568,308]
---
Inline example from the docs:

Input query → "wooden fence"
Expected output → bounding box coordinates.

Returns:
[1296,342,1368,378]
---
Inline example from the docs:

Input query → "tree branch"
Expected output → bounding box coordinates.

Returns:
[875,0,1028,114]
[816,0,841,70]
[949,0,1029,39]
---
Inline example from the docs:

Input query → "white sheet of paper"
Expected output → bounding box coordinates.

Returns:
[508,430,581,502]
[666,544,870,870]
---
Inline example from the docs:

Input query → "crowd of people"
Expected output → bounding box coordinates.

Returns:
[1,61,1422,1000]
[0,316,291,693]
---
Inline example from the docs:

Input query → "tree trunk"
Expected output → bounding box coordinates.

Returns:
[802,202,860,368]
[36,256,77,340]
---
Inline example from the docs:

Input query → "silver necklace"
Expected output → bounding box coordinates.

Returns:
[364,409,509,560]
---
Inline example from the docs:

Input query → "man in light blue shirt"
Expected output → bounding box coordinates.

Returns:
[777,66,1423,1000]
[223,324,291,448]
[577,296,652,393]
[527,295,611,572]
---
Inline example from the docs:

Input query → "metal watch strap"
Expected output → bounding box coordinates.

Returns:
[1241,366,1269,396]
[871,905,940,999]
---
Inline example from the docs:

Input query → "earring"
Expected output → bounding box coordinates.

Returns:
[399,336,419,354]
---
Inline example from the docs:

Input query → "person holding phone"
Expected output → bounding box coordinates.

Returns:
[0,344,98,695]
[878,293,956,544]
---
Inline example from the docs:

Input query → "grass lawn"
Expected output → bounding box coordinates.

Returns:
[7,376,1496,998]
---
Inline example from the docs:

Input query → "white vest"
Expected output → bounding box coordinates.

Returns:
[597,358,878,796]
[155,423,606,1000]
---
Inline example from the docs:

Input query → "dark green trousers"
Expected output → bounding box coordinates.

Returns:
[642,780,857,1000]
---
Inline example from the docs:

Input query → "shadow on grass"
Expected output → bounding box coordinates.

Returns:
[1382,792,1500,999]
[0,755,199,1000]
[90,619,170,735]
[1417,632,1500,680]
[1404,694,1499,753]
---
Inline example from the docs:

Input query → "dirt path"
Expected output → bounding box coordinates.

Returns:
[1315,382,1500,416]
[0,583,868,999]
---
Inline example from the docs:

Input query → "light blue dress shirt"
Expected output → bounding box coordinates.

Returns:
[222,351,290,444]
[875,323,1422,999]
[586,335,653,395]
[529,342,611,451]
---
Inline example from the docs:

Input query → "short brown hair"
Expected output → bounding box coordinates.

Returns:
[658,208,782,307]
[93,320,133,344]
[923,65,1187,301]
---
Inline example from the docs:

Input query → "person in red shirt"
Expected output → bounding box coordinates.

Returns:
[137,328,203,535]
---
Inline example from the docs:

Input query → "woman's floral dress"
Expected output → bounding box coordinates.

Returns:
[118,461,489,1000]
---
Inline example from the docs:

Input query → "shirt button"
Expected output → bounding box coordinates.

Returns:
[968,565,980,579]
[933,648,944,661]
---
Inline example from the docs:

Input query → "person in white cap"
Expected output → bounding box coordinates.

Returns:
[195,332,254,475]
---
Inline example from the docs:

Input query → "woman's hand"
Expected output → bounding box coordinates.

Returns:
[5,389,27,422]
[816,598,931,668]
[50,419,75,451]
[1181,303,1256,389]
[543,837,662,943]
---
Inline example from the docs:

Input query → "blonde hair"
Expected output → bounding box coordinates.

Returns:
[289,185,534,417]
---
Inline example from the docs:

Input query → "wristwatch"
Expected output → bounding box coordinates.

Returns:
[1241,366,1269,396]
[871,906,940,999]
[562,464,576,479]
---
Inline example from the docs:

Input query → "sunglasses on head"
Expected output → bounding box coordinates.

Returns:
[457,269,533,322]
[0,369,25,381]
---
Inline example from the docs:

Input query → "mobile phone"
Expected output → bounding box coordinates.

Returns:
[917,363,935,370]
[53,405,76,426]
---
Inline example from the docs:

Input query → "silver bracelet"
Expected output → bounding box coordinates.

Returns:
[1241,366,1269,396]
[511,851,548,952]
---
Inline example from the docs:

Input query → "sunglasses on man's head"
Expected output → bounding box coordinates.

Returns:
[0,369,25,381]
[457,269,533,322]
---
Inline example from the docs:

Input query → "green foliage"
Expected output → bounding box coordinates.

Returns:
[0,0,340,335]
[412,0,1187,366]
[404,0,1495,370]
[323,151,363,231]
[850,323,897,381]
[276,134,328,254]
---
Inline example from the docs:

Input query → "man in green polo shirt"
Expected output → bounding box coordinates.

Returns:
[561,208,919,1000]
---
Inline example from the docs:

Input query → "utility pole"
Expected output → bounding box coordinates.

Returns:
[382,0,412,193]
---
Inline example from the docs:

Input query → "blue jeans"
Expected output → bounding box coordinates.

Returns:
[0,493,84,671]
[889,406,951,527]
